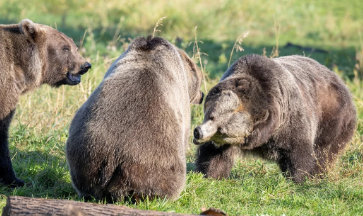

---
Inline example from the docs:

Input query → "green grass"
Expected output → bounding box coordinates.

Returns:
[1,0,363,215]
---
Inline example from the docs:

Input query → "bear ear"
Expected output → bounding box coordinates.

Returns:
[178,49,199,75]
[178,49,204,104]
[19,19,38,43]
[235,79,250,93]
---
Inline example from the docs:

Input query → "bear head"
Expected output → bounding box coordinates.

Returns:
[193,55,281,149]
[19,19,91,87]
[126,36,204,104]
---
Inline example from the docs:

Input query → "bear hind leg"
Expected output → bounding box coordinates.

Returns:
[277,143,316,183]
[312,141,347,177]
[313,113,356,176]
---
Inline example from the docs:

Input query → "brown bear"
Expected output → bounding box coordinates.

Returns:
[66,36,204,202]
[0,19,91,187]
[193,54,356,183]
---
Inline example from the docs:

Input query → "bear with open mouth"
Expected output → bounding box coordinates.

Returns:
[0,19,91,187]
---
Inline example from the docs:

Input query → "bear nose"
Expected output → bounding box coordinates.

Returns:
[84,62,92,69]
[194,126,203,140]
[198,92,204,104]
[80,62,92,74]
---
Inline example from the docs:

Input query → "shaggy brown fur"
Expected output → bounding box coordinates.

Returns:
[0,19,91,187]
[66,36,203,202]
[194,54,356,183]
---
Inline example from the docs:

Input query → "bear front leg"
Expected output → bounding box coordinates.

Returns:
[277,142,316,183]
[195,142,239,179]
[0,110,24,187]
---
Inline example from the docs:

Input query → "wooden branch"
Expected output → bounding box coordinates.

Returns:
[2,196,227,216]
[2,196,195,216]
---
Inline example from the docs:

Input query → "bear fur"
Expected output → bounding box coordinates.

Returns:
[193,54,356,183]
[0,19,91,187]
[66,36,204,202]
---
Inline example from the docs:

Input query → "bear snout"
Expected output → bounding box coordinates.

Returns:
[79,62,92,75]
[193,122,218,145]
[194,126,203,140]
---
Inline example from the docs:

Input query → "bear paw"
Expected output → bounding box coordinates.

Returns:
[1,177,25,188]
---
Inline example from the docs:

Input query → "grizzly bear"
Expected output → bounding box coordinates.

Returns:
[66,36,204,202]
[193,54,356,183]
[0,19,91,187]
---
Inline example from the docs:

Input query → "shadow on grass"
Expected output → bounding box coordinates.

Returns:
[0,17,357,81]
[186,162,196,173]
[0,149,77,200]
[187,39,357,80]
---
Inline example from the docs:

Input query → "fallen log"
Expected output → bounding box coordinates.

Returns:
[2,196,227,216]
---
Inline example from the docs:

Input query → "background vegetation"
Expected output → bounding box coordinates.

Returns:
[0,0,362,215]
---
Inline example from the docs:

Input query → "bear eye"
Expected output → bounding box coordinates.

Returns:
[209,87,220,96]
[63,47,70,52]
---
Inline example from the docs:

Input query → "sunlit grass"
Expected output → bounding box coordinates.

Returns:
[0,0,363,215]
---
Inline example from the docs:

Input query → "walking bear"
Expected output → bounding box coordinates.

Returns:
[194,54,356,183]
[0,19,91,187]
[66,36,204,202]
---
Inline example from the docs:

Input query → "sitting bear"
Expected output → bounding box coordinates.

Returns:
[0,19,91,187]
[193,54,356,183]
[66,36,204,202]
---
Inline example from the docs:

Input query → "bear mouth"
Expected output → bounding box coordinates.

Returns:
[66,72,81,85]
[193,138,205,145]
[193,136,215,145]
[193,135,246,146]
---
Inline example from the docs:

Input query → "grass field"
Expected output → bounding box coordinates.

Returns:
[0,0,363,215]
